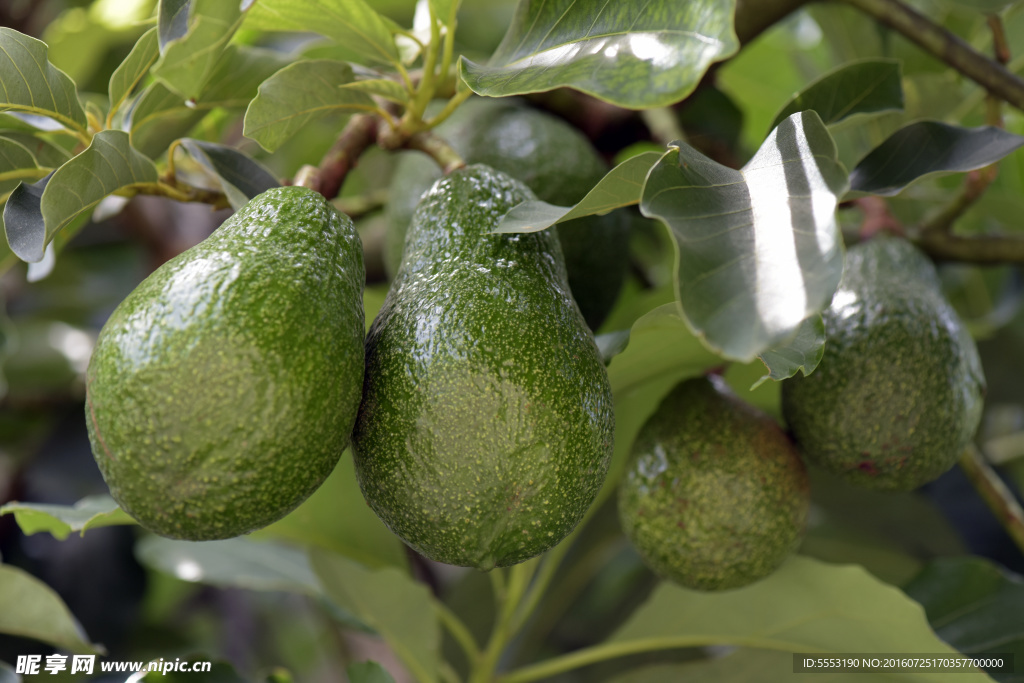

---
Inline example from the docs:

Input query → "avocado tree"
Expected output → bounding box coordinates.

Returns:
[1,0,1024,681]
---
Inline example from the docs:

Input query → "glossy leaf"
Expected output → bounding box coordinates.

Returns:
[8,130,158,263]
[153,0,246,99]
[158,0,191,50]
[3,173,50,263]
[0,28,87,134]
[245,0,400,68]
[311,549,439,683]
[178,139,278,210]
[0,495,135,540]
[641,111,847,362]
[346,662,396,683]
[493,151,663,234]
[754,314,827,388]
[770,59,904,132]
[243,60,375,152]
[609,556,986,675]
[341,79,409,104]
[0,564,100,654]
[606,303,722,397]
[255,452,408,571]
[849,122,1024,196]
[108,27,160,121]
[127,82,207,158]
[459,0,738,109]
[904,557,1024,673]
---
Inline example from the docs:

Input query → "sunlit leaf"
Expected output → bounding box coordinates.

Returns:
[460,0,738,109]
[178,139,278,210]
[245,0,400,68]
[640,110,847,362]
[311,549,439,683]
[0,563,101,654]
[346,662,397,683]
[754,314,827,388]
[770,59,904,132]
[6,130,158,262]
[153,0,246,99]
[905,557,1024,679]
[607,556,987,674]
[108,27,160,122]
[243,60,375,152]
[0,28,87,134]
[493,151,663,234]
[849,122,1024,196]
[0,495,135,540]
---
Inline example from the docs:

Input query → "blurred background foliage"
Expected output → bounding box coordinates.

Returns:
[1,0,1023,681]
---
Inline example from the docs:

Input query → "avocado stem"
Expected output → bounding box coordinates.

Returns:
[316,114,380,200]
[959,445,1024,556]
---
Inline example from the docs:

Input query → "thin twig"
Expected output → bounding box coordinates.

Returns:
[959,445,1024,556]
[842,0,1024,111]
[914,232,1024,264]
[316,114,381,200]
[403,129,466,174]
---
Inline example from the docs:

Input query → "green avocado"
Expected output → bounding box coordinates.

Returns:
[85,187,366,540]
[618,375,809,591]
[354,164,615,570]
[385,99,629,330]
[781,235,985,491]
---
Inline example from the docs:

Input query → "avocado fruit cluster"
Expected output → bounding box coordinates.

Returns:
[353,164,615,570]
[385,98,629,331]
[618,375,809,591]
[782,235,985,491]
[85,187,366,540]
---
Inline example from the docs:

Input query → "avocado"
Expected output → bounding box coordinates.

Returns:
[781,235,985,491]
[354,164,615,570]
[85,187,366,540]
[385,99,629,330]
[618,375,809,591]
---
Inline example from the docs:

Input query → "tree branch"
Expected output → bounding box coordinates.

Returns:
[959,445,1024,556]
[316,114,381,200]
[841,0,1024,111]
[914,231,1024,264]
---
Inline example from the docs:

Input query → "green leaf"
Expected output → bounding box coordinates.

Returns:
[493,151,663,234]
[341,79,409,105]
[608,556,989,678]
[243,60,375,153]
[0,28,88,134]
[459,0,739,109]
[904,557,1024,677]
[7,130,158,262]
[158,0,191,50]
[178,139,278,210]
[245,0,400,68]
[201,45,293,106]
[606,304,722,397]
[0,563,101,654]
[850,122,1024,196]
[153,0,246,99]
[127,82,207,159]
[3,173,50,263]
[0,136,46,196]
[0,132,72,168]
[108,27,160,122]
[346,661,397,683]
[311,549,439,683]
[254,452,408,571]
[770,59,904,132]
[754,314,827,388]
[0,495,135,540]
[641,111,848,362]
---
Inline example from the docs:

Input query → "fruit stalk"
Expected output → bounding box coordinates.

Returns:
[959,445,1024,556]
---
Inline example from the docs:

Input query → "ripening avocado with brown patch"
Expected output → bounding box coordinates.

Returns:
[354,164,615,570]
[85,187,366,540]
[781,235,985,491]
[618,375,809,591]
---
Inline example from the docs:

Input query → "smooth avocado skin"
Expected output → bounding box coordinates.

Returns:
[385,99,629,330]
[354,164,615,570]
[85,187,366,540]
[618,376,809,591]
[781,235,985,491]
